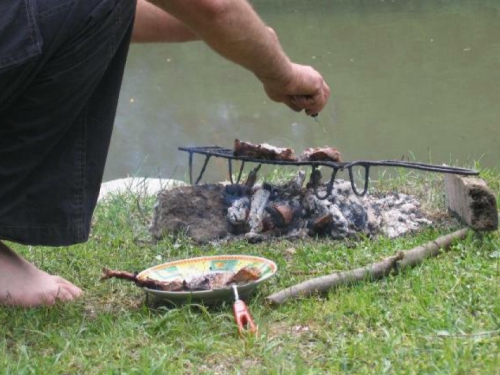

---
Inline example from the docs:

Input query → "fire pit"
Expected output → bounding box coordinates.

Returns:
[148,145,479,243]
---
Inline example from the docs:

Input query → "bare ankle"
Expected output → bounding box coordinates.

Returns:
[0,241,83,307]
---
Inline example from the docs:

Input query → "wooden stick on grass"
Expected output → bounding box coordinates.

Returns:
[266,228,470,306]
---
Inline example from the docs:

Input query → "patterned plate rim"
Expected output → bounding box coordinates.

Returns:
[137,254,277,295]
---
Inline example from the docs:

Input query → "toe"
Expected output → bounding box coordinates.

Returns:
[50,286,74,303]
[55,277,83,298]
[61,283,83,299]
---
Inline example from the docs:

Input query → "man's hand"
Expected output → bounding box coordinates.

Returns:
[261,63,330,116]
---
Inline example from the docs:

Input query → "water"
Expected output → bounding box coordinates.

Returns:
[105,0,500,182]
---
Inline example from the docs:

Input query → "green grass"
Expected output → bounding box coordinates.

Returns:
[1,167,500,374]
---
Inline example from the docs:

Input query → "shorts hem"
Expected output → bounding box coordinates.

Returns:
[0,224,89,246]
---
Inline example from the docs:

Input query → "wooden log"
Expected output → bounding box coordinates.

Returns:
[266,228,469,306]
[444,174,498,231]
[247,188,271,233]
[308,213,333,235]
[265,203,294,227]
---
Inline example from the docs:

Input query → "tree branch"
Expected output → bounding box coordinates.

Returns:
[266,228,470,306]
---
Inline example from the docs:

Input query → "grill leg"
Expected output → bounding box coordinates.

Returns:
[228,159,234,184]
[348,165,370,196]
[236,161,246,184]
[194,155,212,185]
[188,152,194,185]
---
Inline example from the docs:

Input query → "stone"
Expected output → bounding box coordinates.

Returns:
[444,174,498,231]
[99,177,186,202]
[149,184,231,242]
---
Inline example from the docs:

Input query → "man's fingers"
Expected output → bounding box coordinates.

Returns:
[309,81,330,114]
[291,95,316,108]
[291,80,330,115]
[286,99,303,112]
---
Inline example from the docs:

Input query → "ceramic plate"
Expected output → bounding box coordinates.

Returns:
[137,255,277,304]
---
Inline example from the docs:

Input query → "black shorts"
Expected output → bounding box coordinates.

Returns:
[0,0,136,246]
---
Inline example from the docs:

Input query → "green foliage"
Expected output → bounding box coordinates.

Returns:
[1,166,499,374]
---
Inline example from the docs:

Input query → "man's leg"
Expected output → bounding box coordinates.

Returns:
[0,0,136,307]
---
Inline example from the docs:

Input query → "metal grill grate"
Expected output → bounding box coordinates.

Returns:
[178,145,479,199]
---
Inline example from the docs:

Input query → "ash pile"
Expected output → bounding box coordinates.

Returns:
[149,169,432,244]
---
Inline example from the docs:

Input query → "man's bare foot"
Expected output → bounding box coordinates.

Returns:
[0,241,83,307]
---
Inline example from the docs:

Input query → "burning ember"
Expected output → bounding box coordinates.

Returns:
[149,169,432,243]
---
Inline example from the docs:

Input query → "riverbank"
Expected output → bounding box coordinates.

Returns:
[1,167,499,374]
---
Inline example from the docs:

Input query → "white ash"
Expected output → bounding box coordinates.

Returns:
[306,181,431,238]
[227,196,250,226]
[227,176,432,240]
[374,195,432,238]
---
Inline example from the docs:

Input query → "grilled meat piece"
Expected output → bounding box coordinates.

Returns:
[226,266,262,284]
[101,265,262,292]
[234,139,297,161]
[300,147,342,162]
[101,268,185,291]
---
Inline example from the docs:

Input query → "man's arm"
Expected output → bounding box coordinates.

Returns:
[132,0,199,43]
[149,0,330,115]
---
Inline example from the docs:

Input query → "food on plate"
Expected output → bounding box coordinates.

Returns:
[101,266,262,292]
[227,266,261,284]
[101,268,185,291]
